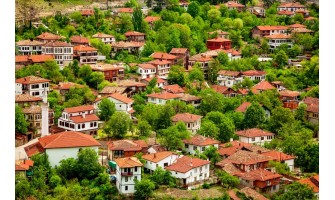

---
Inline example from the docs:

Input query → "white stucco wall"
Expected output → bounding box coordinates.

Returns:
[184,144,219,155]
[46,146,99,167]
[168,164,210,188]
[148,97,168,105]
[144,155,179,172]
[15,83,22,94]
[116,165,142,194]
[95,97,132,112]
[285,159,294,171]
[239,136,273,146]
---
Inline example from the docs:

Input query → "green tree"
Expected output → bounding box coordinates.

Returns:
[98,98,116,122]
[167,100,195,114]
[207,9,221,25]
[269,161,290,175]
[273,50,289,69]
[15,105,29,134]
[120,13,134,33]
[76,148,103,180]
[295,103,307,122]
[70,11,82,23]
[244,102,266,128]
[205,111,235,142]
[150,167,176,188]
[156,104,175,130]
[201,146,221,165]
[49,175,62,189]
[295,142,319,173]
[275,182,317,200]
[188,65,205,82]
[268,107,295,133]
[159,122,190,150]
[78,65,93,83]
[132,7,145,32]
[56,158,78,180]
[167,65,187,86]
[216,170,240,189]
[198,120,220,138]
[137,119,152,137]
[15,178,33,200]
[199,89,225,114]
[134,178,155,200]
[87,72,105,89]
[104,112,133,138]
[217,52,229,66]
[208,59,221,84]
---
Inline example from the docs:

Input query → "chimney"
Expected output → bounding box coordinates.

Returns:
[190,158,193,167]
[230,138,233,142]
[82,113,86,118]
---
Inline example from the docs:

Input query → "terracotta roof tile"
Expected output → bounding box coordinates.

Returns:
[279,90,300,97]
[165,156,210,173]
[224,1,245,8]
[15,94,42,102]
[16,76,50,84]
[144,16,161,23]
[70,35,89,44]
[305,17,317,21]
[55,82,84,90]
[142,151,175,163]
[252,81,276,91]
[183,135,219,146]
[100,86,127,94]
[118,80,146,87]
[278,2,305,8]
[172,113,202,123]
[291,28,314,33]
[147,92,180,100]
[277,10,295,15]
[30,55,54,63]
[15,55,29,62]
[261,150,295,161]
[163,84,185,94]
[24,142,45,157]
[221,163,244,176]
[189,54,213,62]
[170,48,188,54]
[228,190,241,200]
[235,102,252,113]
[110,93,134,104]
[92,32,114,38]
[288,24,306,29]
[223,49,241,56]
[43,41,73,47]
[108,140,148,151]
[74,45,97,52]
[255,26,288,31]
[36,32,63,40]
[297,175,319,193]
[242,70,266,76]
[111,41,145,48]
[125,31,146,36]
[240,187,269,200]
[218,70,241,76]
[81,9,94,16]
[211,85,229,93]
[22,105,53,114]
[38,131,101,149]
[217,150,273,166]
[138,63,156,69]
[16,40,43,46]
[150,52,177,60]
[70,114,99,123]
[15,160,34,171]
[115,157,143,168]
[207,37,231,42]
[148,59,171,65]
[265,34,292,39]
[238,168,282,181]
[176,93,201,102]
[236,128,274,138]
[64,105,95,113]
[90,63,124,71]
[117,8,134,13]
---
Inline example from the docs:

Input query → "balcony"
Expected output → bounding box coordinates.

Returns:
[121,172,133,176]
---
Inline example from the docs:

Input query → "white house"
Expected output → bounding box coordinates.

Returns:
[217,70,243,88]
[147,144,166,154]
[148,59,172,78]
[236,128,275,146]
[24,131,101,167]
[15,76,50,97]
[141,77,167,88]
[171,113,202,134]
[16,40,43,55]
[262,150,295,171]
[94,93,134,114]
[137,63,156,79]
[241,70,267,81]
[92,32,115,45]
[58,105,100,135]
[146,92,180,105]
[183,135,220,155]
[277,2,306,13]
[165,156,211,189]
[41,41,74,69]
[142,151,179,173]
[115,157,143,194]
[265,34,293,51]
[176,94,202,107]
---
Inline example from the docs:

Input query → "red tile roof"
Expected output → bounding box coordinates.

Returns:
[207,37,231,42]
[108,140,148,151]
[236,128,274,138]
[306,104,319,113]
[255,26,288,31]
[221,163,244,176]
[288,24,306,29]
[148,59,172,65]
[163,84,185,94]
[142,151,175,163]
[138,63,156,69]
[170,48,188,54]
[261,150,295,161]
[218,70,241,76]
[70,35,89,44]
[74,45,97,52]
[147,92,180,100]
[303,97,319,113]
[297,175,319,193]
[144,16,161,23]
[111,41,145,48]
[217,150,273,166]
[118,80,146,87]
[70,114,99,123]
[110,93,134,104]
[92,32,114,38]
[24,142,45,157]
[81,9,94,16]
[172,113,202,123]
[55,82,84,90]
[63,105,95,113]
[16,40,43,46]
[278,2,305,8]
[15,55,29,62]
[36,32,63,40]
[305,17,317,21]
[176,93,201,102]
[235,102,252,113]
[223,49,241,56]
[15,160,34,171]
[189,54,213,62]
[279,90,300,97]
[265,34,292,39]
[125,31,146,36]
[291,28,314,33]
[43,41,73,47]
[38,131,101,149]
[252,81,276,91]
[30,55,54,63]
[117,7,134,13]
[242,70,266,76]
[277,10,295,15]
[240,187,269,200]
[303,97,319,105]
[16,76,50,84]
[211,85,229,93]
[143,77,166,84]
[115,157,143,168]
[90,63,123,71]
[228,190,241,200]
[224,1,245,8]
[183,135,219,146]
[15,94,42,102]
[165,156,210,173]
[238,168,282,182]
[151,52,177,60]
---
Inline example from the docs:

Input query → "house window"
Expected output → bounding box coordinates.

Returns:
[135,167,138,172]
[31,84,39,89]
[125,186,128,191]
[202,147,205,151]
[252,138,255,142]
[125,177,128,182]
[313,113,318,118]
[185,144,189,148]
[82,124,85,129]
[164,162,168,167]
[32,91,40,96]
[194,168,197,173]
[193,146,197,151]
[272,185,276,190]
[261,137,264,140]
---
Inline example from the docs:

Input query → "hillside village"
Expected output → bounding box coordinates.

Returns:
[15,0,319,199]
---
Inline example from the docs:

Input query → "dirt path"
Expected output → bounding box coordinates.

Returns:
[153,187,225,199]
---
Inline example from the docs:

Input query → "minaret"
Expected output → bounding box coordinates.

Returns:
[41,89,49,137]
